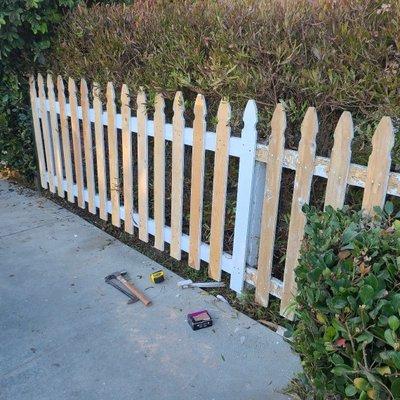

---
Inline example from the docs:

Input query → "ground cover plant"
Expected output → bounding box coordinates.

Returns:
[290,203,400,399]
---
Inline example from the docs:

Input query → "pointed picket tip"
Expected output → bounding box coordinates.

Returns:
[80,78,88,96]
[194,93,206,116]
[243,99,258,123]
[338,110,353,126]
[241,100,258,141]
[301,106,318,127]
[37,73,44,87]
[137,87,147,105]
[217,98,231,121]
[29,75,37,96]
[68,76,76,86]
[154,93,165,110]
[300,106,318,141]
[271,103,287,134]
[80,77,88,88]
[372,116,394,148]
[334,111,354,141]
[121,84,130,106]
[68,77,77,94]
[92,82,101,98]
[121,83,129,95]
[173,91,184,112]
[195,93,206,107]
[57,75,65,91]
[106,81,115,99]
[46,73,54,89]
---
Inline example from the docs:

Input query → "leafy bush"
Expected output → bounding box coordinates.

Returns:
[0,0,80,179]
[0,0,128,180]
[291,204,400,399]
[50,0,400,165]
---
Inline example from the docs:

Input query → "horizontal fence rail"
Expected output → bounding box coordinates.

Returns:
[30,74,399,319]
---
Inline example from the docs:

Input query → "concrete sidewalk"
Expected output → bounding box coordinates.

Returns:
[0,179,300,400]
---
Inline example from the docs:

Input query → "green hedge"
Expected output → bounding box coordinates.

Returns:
[0,0,82,179]
[0,0,131,180]
[291,204,400,399]
[50,0,400,166]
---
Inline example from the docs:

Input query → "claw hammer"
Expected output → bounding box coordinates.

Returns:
[106,271,152,306]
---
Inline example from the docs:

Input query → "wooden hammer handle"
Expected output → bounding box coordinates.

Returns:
[117,276,152,306]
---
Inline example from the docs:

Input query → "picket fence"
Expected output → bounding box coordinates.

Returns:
[29,74,399,319]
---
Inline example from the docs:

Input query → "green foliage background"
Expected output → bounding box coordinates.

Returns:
[0,0,82,179]
[292,204,400,399]
[1,0,399,180]
[51,0,400,167]
[0,0,131,180]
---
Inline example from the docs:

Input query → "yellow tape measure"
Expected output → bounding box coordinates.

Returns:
[150,270,165,284]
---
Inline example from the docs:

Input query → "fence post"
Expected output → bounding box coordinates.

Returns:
[245,160,266,268]
[230,100,258,293]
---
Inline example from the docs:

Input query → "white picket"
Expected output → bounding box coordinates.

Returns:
[230,100,258,293]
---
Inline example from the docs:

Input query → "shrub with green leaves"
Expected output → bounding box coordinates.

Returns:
[0,0,128,180]
[51,0,400,166]
[292,203,400,399]
[0,0,80,179]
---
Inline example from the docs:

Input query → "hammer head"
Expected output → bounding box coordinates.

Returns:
[104,270,127,282]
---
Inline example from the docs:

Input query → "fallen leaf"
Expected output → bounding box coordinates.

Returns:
[338,250,351,260]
